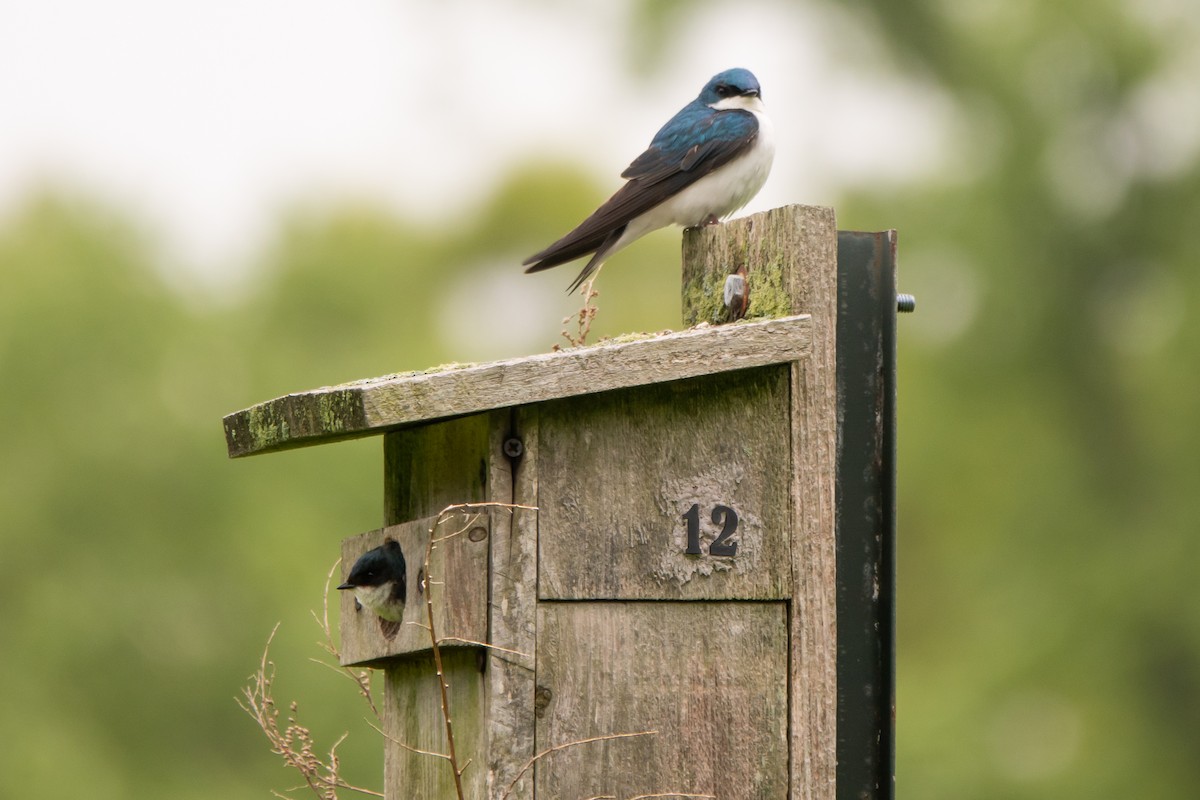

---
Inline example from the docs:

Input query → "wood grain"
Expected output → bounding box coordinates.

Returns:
[271,203,843,800]
[383,413,492,525]
[684,204,840,800]
[223,315,812,458]
[383,650,486,799]
[535,601,789,800]
[483,408,538,800]
[537,366,792,601]
[379,412,502,799]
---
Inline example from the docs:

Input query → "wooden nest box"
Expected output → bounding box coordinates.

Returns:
[224,205,899,800]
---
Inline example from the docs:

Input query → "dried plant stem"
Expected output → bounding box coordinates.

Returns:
[312,559,378,718]
[419,502,535,800]
[498,730,656,800]
[435,636,530,658]
[238,624,383,799]
[581,794,716,800]
[417,503,540,796]
[423,531,465,800]
[241,498,706,800]
[558,274,600,349]
[364,719,450,761]
[422,513,468,800]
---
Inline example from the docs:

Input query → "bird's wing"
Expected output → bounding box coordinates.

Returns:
[523,107,759,273]
[623,103,759,182]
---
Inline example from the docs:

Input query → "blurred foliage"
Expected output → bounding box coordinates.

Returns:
[0,170,675,799]
[833,1,1200,797]
[1,0,1199,797]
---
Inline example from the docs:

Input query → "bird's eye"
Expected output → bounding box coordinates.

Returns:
[716,84,730,97]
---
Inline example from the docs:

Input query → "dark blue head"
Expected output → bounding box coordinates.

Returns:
[698,68,763,106]
[338,539,407,593]
[338,539,407,624]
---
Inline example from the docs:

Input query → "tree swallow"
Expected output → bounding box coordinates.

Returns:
[337,539,407,629]
[523,67,775,293]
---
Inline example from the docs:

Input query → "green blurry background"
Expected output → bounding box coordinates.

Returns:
[2,1,1198,797]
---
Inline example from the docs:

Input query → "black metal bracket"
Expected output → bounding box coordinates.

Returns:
[836,230,900,800]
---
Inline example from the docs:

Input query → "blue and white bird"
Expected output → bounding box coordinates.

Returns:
[337,539,407,624]
[523,68,775,293]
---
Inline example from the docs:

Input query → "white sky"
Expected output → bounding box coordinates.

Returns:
[0,0,956,288]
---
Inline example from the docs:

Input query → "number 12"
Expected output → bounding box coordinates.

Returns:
[682,503,739,557]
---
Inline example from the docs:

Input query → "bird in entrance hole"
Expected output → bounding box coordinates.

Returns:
[337,539,407,639]
[523,67,775,293]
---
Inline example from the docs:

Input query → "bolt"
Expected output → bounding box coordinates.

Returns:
[723,273,746,307]
[723,271,749,320]
[503,437,524,459]
[897,293,916,313]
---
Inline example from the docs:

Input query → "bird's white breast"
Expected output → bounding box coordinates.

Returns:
[354,583,404,621]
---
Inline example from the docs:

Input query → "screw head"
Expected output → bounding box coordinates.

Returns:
[503,437,524,459]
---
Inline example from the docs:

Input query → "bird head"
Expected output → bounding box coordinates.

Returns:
[700,68,764,112]
[337,538,407,622]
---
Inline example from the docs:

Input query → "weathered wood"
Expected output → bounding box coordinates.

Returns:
[223,314,812,458]
[535,601,789,799]
[483,407,538,800]
[537,366,792,601]
[684,204,840,800]
[339,513,490,667]
[383,650,486,799]
[380,412,501,800]
[236,203,851,800]
[384,413,492,524]
[682,204,827,325]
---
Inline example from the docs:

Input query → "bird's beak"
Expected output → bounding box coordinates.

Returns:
[336,581,354,591]
[742,89,760,98]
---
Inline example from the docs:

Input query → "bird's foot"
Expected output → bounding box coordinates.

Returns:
[684,215,723,232]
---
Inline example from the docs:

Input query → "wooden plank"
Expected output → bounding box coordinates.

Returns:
[223,314,812,458]
[383,650,486,800]
[535,601,789,800]
[537,366,792,601]
[784,209,840,800]
[339,513,490,667]
[682,204,829,325]
[483,407,538,800]
[383,413,492,524]
[380,412,500,800]
[683,203,839,800]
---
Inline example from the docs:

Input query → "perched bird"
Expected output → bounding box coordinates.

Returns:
[523,67,775,293]
[337,539,407,627]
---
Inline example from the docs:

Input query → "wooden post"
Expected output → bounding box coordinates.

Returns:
[684,204,840,800]
[484,407,539,799]
[381,413,496,799]
[223,204,853,800]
